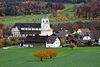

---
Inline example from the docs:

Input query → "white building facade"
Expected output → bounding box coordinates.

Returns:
[11,17,53,37]
[22,35,61,48]
[98,38,100,45]
[40,17,53,36]
[46,37,61,48]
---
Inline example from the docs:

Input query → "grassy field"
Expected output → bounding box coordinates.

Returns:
[0,3,99,25]
[0,46,100,67]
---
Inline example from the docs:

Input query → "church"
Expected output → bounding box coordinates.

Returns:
[11,17,53,37]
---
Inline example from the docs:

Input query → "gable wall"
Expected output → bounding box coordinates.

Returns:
[46,37,61,48]
[99,38,100,44]
[11,27,21,37]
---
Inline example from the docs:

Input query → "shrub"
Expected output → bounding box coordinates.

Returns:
[6,38,12,44]
[3,38,13,46]
[6,38,21,46]
[0,42,4,48]
[69,43,76,49]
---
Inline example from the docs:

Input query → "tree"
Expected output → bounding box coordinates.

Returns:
[61,37,67,47]
[59,4,65,10]
[69,42,76,49]
[46,2,52,8]
[34,50,49,61]
[72,23,80,30]
[0,29,3,38]
[5,38,12,46]
[75,1,100,19]
[0,42,4,48]
[46,49,58,59]
[73,33,80,39]
[0,39,5,48]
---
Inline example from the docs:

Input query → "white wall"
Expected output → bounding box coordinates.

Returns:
[40,17,53,36]
[40,29,53,36]
[41,17,50,30]
[46,38,61,48]
[98,38,100,44]
[77,29,83,35]
[83,36,91,40]
[11,27,21,37]
[21,44,33,47]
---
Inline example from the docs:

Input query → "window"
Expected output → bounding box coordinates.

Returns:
[35,28,39,30]
[21,28,25,30]
[28,28,32,30]
[39,28,41,30]
[29,34,33,36]
[22,34,25,37]
[25,28,28,30]
[56,42,58,44]
[32,28,35,30]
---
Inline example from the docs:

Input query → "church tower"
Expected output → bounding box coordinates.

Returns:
[41,17,50,30]
[40,17,53,36]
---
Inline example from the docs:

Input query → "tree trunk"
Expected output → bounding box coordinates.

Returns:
[50,56,52,59]
[40,58,43,61]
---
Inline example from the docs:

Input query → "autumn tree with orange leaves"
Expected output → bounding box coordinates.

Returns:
[34,49,59,61]
[46,49,58,59]
[34,50,49,61]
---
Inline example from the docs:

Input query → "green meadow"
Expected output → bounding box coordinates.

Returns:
[0,47,100,67]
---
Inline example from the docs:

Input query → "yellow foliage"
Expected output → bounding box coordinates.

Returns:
[57,16,69,21]
[56,13,62,17]
[47,14,52,17]
[57,9,65,13]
